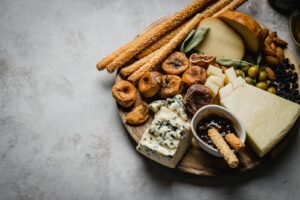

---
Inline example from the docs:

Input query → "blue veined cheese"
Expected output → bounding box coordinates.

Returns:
[149,95,187,121]
[149,100,165,113]
[136,107,192,168]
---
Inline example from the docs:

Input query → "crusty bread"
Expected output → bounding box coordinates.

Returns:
[218,11,263,53]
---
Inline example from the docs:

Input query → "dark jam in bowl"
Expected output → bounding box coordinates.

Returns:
[196,114,236,149]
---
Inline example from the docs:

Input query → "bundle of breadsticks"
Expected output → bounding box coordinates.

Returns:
[97,0,247,83]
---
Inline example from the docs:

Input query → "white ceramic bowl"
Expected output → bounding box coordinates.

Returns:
[191,105,246,157]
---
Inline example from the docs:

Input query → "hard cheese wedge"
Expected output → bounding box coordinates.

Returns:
[136,107,192,168]
[220,83,300,157]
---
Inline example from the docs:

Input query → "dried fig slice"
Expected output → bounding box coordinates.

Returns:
[189,53,216,68]
[184,84,212,115]
[138,71,161,98]
[182,65,207,86]
[162,52,189,75]
[126,100,149,125]
[160,75,183,98]
[112,80,137,108]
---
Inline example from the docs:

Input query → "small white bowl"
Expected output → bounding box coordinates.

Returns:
[191,105,246,157]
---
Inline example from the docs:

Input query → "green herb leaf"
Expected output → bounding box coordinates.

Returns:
[216,58,253,67]
[256,50,263,65]
[180,27,209,53]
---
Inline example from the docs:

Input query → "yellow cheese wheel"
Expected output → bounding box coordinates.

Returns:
[218,11,263,54]
[195,17,245,60]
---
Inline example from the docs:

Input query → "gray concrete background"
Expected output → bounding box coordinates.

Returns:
[0,0,299,200]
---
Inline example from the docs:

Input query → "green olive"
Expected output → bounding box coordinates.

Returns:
[258,71,268,81]
[245,77,255,85]
[248,65,259,78]
[267,87,277,94]
[242,66,250,73]
[256,82,268,90]
[235,69,245,77]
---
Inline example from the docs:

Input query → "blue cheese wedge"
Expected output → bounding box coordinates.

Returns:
[136,107,192,168]
[149,95,187,121]
[220,82,300,157]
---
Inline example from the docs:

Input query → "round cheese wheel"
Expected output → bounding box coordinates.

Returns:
[195,17,245,60]
[218,11,263,54]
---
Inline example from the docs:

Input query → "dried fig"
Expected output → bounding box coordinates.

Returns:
[160,75,183,98]
[162,52,189,75]
[112,80,137,108]
[125,100,149,125]
[138,71,161,98]
[182,65,207,86]
[189,53,216,68]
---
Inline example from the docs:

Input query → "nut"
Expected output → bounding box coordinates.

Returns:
[270,42,276,50]
[265,66,276,80]
[261,28,269,40]
[265,56,279,65]
[275,47,285,63]
[263,46,276,57]
[273,37,288,48]
[269,31,277,38]
[264,35,273,45]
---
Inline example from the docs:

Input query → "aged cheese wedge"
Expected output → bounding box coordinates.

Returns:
[195,17,245,60]
[220,83,300,157]
[218,11,263,53]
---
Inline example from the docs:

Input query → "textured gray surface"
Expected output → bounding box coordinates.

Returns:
[0,0,299,200]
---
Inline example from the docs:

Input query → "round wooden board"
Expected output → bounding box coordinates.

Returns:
[116,18,300,176]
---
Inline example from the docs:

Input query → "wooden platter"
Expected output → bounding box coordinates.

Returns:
[116,17,300,176]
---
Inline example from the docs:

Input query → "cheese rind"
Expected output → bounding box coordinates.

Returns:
[136,107,192,168]
[220,83,300,157]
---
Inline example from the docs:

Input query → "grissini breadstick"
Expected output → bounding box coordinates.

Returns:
[136,0,247,60]
[106,0,214,73]
[208,129,239,168]
[136,23,185,59]
[213,0,247,17]
[96,39,135,70]
[96,16,161,70]
[128,0,233,83]
[225,133,246,152]
[120,51,157,78]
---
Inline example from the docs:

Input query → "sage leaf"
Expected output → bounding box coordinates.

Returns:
[180,27,209,53]
[216,58,253,67]
[256,50,263,65]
